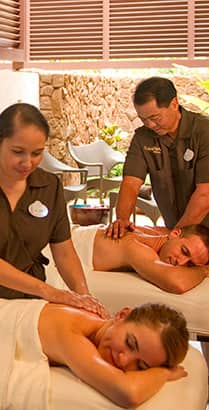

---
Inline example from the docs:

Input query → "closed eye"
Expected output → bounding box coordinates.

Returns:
[125,334,138,352]
[181,245,190,257]
[137,359,149,370]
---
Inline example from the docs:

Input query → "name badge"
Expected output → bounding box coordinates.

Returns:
[184,148,194,161]
[28,201,48,218]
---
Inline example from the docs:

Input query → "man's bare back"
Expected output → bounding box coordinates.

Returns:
[93,226,169,271]
[91,224,209,293]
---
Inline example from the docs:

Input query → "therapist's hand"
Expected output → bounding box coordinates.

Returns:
[80,293,110,319]
[41,284,110,318]
[105,218,135,239]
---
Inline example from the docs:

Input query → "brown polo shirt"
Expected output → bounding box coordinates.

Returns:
[0,168,71,298]
[124,106,209,228]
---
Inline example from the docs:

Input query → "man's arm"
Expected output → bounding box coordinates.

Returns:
[176,183,209,228]
[106,176,143,238]
[125,238,208,294]
[57,330,186,408]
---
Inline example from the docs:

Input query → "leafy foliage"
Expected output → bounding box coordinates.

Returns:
[99,124,128,151]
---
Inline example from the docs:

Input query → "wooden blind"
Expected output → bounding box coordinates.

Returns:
[2,0,209,66]
[0,0,20,48]
[30,0,103,60]
[195,0,209,57]
[109,0,188,59]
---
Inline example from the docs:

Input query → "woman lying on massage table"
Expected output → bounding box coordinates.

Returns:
[38,302,188,408]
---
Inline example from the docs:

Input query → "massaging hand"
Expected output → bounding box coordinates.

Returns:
[80,293,110,319]
[166,365,188,382]
[105,218,135,239]
[44,286,110,319]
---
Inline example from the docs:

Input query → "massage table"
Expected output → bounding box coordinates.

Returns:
[0,297,206,410]
[43,224,209,409]
[50,348,207,410]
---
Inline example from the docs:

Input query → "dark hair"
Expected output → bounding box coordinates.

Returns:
[124,303,189,367]
[181,224,209,255]
[0,103,49,142]
[133,77,177,108]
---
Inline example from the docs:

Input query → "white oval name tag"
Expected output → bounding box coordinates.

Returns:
[183,148,194,161]
[28,201,48,218]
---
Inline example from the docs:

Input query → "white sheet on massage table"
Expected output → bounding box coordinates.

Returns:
[87,269,209,338]
[45,253,209,338]
[50,346,207,410]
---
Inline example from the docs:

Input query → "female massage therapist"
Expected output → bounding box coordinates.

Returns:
[0,102,107,318]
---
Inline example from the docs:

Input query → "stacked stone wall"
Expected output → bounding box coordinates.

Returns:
[39,73,209,171]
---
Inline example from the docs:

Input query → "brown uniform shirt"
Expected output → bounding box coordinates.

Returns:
[0,168,71,298]
[124,106,209,228]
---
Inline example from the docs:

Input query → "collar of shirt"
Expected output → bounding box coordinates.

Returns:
[27,168,52,188]
[156,106,193,149]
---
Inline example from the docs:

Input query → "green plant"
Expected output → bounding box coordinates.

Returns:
[99,123,128,151]
[181,93,209,114]
[109,163,124,177]
[179,70,209,115]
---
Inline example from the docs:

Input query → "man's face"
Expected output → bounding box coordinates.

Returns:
[134,97,180,136]
[159,231,209,266]
[97,317,167,371]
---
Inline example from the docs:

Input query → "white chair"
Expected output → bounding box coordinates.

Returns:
[109,190,161,225]
[39,149,88,203]
[68,140,125,204]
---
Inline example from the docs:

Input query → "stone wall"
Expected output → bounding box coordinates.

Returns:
[39,73,209,169]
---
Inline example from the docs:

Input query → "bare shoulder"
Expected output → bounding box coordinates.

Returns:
[39,303,103,336]
[122,232,159,261]
[38,303,104,364]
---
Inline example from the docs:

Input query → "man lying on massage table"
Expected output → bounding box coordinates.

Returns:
[72,224,209,294]
[39,302,188,408]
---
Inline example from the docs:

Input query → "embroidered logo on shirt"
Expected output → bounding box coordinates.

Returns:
[28,201,49,218]
[143,146,161,154]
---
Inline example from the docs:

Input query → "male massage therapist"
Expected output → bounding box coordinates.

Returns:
[107,76,209,238]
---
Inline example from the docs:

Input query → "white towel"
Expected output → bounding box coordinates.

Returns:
[0,298,49,410]
[71,224,104,270]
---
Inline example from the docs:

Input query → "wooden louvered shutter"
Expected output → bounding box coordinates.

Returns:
[0,0,24,61]
[195,0,209,57]
[29,0,103,60]
[109,0,188,59]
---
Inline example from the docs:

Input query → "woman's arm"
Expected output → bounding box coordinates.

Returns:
[50,239,109,318]
[57,331,186,408]
[50,239,89,294]
[0,257,108,315]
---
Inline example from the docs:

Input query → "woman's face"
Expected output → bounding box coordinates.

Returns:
[98,319,167,371]
[0,124,46,181]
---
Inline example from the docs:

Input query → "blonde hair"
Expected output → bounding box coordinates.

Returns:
[124,303,189,367]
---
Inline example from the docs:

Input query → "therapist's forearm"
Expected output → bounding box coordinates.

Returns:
[58,259,89,294]
[0,258,54,298]
[176,186,209,228]
[51,243,89,294]
[116,176,143,220]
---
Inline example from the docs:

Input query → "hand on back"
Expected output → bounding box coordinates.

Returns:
[105,218,135,239]
[44,286,110,319]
